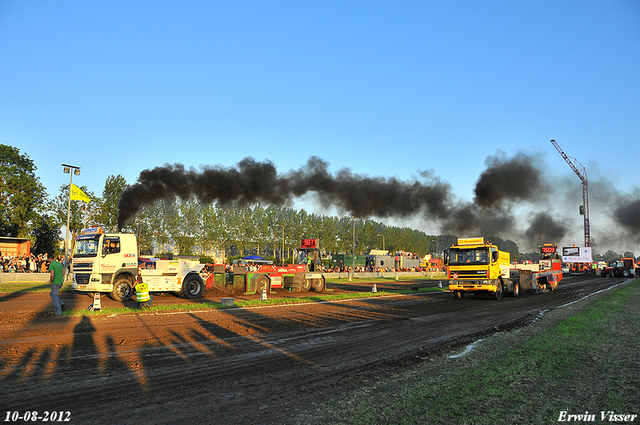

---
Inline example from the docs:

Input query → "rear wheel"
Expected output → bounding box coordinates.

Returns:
[256,275,270,293]
[453,290,463,299]
[111,277,133,301]
[180,274,204,299]
[301,277,311,292]
[311,277,325,291]
[512,282,520,297]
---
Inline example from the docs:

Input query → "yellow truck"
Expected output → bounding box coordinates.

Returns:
[444,237,519,300]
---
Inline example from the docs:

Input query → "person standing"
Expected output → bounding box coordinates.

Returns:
[48,253,66,316]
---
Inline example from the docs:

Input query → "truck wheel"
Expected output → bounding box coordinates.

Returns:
[453,291,463,299]
[301,277,311,292]
[621,268,631,278]
[311,277,325,291]
[492,284,502,300]
[111,277,133,301]
[181,274,204,299]
[511,282,520,297]
[256,275,270,293]
[600,270,606,277]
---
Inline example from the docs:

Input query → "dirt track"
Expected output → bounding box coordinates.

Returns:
[0,276,626,424]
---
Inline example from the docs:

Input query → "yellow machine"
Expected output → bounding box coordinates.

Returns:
[445,237,518,300]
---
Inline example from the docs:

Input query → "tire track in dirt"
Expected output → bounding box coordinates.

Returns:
[0,277,626,424]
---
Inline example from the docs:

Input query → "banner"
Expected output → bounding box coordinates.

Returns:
[562,246,593,263]
[70,183,91,203]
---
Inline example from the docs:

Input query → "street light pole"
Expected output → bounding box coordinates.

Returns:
[62,164,81,279]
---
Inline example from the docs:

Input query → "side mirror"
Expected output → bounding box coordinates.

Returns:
[443,250,449,266]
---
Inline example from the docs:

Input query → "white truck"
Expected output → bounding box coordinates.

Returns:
[71,227,205,301]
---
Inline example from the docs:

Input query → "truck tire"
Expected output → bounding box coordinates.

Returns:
[453,290,463,299]
[181,274,204,299]
[511,282,520,297]
[111,277,133,301]
[256,275,270,293]
[621,268,631,278]
[311,277,325,291]
[492,284,502,300]
[600,270,606,277]
[301,277,311,292]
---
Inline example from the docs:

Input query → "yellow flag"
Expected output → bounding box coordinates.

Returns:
[70,183,91,203]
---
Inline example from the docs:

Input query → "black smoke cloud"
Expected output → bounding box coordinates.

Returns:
[117,151,569,250]
[117,156,453,230]
[474,151,548,207]
[614,198,640,238]
[524,212,569,244]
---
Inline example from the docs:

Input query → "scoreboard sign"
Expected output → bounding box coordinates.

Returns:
[300,238,317,249]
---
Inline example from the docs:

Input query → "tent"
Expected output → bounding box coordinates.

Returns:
[239,255,273,265]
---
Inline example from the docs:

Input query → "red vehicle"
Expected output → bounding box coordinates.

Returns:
[600,261,619,277]
[617,258,639,278]
[600,258,639,278]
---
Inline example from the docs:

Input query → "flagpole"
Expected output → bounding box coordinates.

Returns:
[62,164,81,281]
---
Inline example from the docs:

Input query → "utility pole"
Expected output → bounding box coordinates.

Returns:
[62,164,81,278]
[550,140,590,247]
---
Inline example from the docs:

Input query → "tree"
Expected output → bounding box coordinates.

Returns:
[31,215,59,255]
[0,145,47,237]
[99,174,128,232]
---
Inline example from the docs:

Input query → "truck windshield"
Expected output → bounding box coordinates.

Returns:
[449,248,490,265]
[73,237,100,258]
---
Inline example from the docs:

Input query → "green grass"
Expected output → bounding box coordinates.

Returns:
[292,279,640,425]
[2,280,446,317]
[65,289,446,316]
[326,275,446,284]
[0,283,74,292]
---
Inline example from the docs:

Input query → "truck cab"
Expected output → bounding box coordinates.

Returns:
[71,228,138,301]
[445,237,516,300]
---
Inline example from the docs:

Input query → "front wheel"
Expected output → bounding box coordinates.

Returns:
[621,268,631,278]
[111,277,133,301]
[180,274,204,299]
[453,290,463,299]
[492,284,502,300]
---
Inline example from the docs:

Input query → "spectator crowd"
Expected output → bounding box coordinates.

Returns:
[0,253,55,273]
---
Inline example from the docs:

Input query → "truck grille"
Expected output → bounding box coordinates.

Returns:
[451,269,487,279]
[73,262,94,273]
[75,274,90,285]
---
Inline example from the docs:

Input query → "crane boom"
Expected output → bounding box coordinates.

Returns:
[550,139,590,247]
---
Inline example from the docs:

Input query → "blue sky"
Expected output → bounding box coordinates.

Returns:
[1,1,639,253]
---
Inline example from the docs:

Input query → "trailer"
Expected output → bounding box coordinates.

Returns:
[206,238,327,294]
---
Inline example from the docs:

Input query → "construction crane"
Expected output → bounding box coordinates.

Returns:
[550,139,590,247]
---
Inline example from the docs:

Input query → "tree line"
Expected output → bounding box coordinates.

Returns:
[2,144,635,262]
[1,144,443,260]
